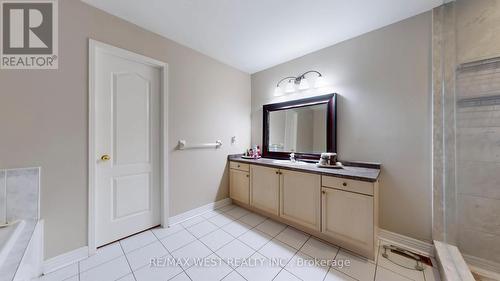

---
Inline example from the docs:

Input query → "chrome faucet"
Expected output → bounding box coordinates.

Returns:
[290,152,296,162]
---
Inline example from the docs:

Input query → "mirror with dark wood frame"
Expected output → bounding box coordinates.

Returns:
[262,93,337,161]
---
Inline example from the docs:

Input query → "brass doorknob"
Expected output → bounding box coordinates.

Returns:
[101,154,111,161]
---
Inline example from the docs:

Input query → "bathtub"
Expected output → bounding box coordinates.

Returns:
[0,220,25,269]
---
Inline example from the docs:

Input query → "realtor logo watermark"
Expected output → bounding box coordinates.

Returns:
[1,0,58,69]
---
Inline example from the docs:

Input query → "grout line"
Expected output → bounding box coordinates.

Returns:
[373,242,380,281]
[78,249,125,275]
[168,271,190,281]
[206,212,284,280]
[151,224,185,239]
[163,233,198,254]
[122,233,160,254]
[183,219,221,239]
[118,241,137,281]
[278,233,309,281]
[90,205,390,281]
[198,231,234,252]
[184,215,245,281]
[151,226,193,281]
[73,208,235,281]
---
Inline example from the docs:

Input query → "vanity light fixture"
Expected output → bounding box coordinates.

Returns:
[315,75,327,88]
[274,70,325,96]
[285,79,296,93]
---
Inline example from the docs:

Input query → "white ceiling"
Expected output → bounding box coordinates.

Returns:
[82,0,443,73]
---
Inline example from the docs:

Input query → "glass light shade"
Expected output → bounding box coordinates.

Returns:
[314,75,327,88]
[285,80,295,93]
[274,86,283,96]
[298,77,310,90]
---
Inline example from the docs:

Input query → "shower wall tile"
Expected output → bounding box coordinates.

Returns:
[457,106,500,128]
[459,228,500,264]
[0,170,5,224]
[6,167,40,221]
[458,195,500,236]
[456,127,500,163]
[456,0,500,65]
[458,161,500,200]
[457,65,500,99]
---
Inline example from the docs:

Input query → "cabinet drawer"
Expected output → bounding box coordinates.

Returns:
[230,161,250,172]
[322,176,374,196]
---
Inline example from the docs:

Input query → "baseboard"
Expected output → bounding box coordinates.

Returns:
[464,254,500,280]
[168,198,232,226]
[43,198,231,274]
[378,228,434,257]
[43,246,88,274]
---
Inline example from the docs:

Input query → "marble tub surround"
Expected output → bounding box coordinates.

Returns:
[0,220,39,281]
[228,154,381,182]
[0,167,42,281]
[1,167,40,222]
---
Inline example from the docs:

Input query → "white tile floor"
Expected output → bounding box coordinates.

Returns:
[35,204,442,281]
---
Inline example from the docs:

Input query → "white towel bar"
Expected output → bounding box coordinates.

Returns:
[177,140,222,150]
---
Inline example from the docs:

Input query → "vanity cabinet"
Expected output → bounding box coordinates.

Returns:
[321,186,374,256]
[280,170,321,231]
[228,159,379,260]
[229,162,250,204]
[229,169,250,204]
[250,165,280,215]
[321,175,378,258]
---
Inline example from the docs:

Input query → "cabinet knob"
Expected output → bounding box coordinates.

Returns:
[246,174,249,178]
[275,171,279,174]
[322,190,326,194]
[342,182,347,187]
[237,164,240,168]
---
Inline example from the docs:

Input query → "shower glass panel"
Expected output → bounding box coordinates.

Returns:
[441,0,500,275]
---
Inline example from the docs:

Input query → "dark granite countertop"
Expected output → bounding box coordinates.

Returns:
[228,154,381,182]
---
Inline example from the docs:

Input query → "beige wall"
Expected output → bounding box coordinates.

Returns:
[0,0,251,259]
[251,12,433,242]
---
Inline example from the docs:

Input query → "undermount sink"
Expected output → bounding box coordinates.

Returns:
[271,159,309,165]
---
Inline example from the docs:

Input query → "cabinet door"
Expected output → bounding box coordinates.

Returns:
[322,187,374,251]
[250,165,280,215]
[280,170,321,231]
[230,169,249,204]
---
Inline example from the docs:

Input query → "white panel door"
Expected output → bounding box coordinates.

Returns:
[95,48,161,247]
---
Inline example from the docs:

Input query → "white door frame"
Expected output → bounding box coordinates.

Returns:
[88,39,169,255]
